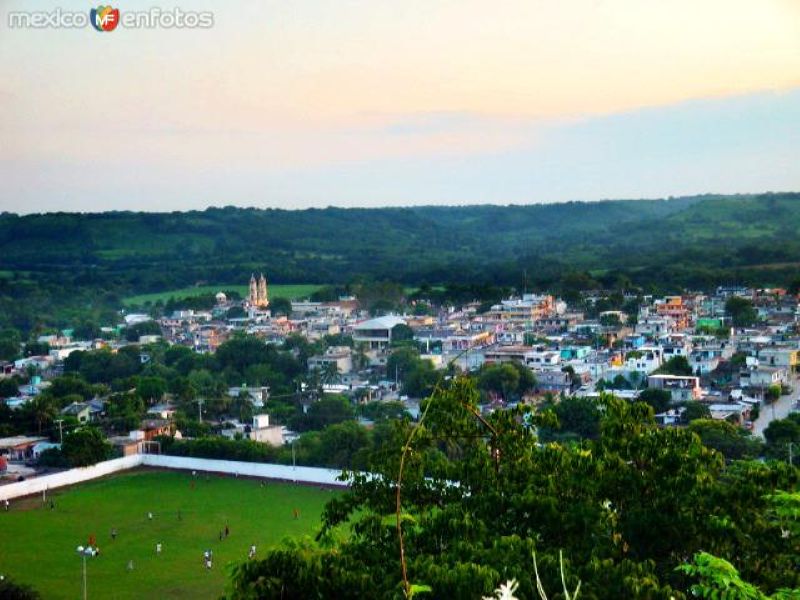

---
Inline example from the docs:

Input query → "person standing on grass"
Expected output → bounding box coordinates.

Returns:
[248,544,256,559]
[3,499,9,511]
[127,560,134,572]
[148,511,153,521]
[111,528,117,541]
[225,524,230,538]
[156,542,162,555]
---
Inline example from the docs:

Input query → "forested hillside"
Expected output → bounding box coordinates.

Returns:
[1,192,800,330]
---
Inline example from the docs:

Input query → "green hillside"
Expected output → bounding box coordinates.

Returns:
[1,192,800,330]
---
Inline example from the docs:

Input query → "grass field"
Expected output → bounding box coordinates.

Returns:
[123,284,325,307]
[0,469,337,599]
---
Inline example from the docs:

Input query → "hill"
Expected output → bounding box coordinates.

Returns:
[1,192,799,330]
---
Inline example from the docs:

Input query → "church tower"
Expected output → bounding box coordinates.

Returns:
[258,273,269,307]
[249,274,258,306]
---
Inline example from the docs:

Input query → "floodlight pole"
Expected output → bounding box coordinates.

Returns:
[55,419,64,444]
[82,552,87,600]
[76,545,95,600]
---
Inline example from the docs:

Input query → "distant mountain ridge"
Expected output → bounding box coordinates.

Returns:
[1,192,799,292]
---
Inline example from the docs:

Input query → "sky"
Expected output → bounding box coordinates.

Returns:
[1,0,799,214]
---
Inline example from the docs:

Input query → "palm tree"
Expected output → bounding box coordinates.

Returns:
[353,342,370,371]
[306,368,323,398]
[321,361,340,385]
[29,395,57,434]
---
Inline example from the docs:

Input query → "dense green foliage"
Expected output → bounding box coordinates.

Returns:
[229,378,799,599]
[4,193,800,332]
[764,413,800,462]
[158,418,393,471]
[538,395,602,442]
[60,427,114,467]
[387,347,440,398]
[688,419,763,461]
[637,388,672,413]
[657,356,694,376]
[726,297,759,328]
[477,362,536,402]
[1,335,329,440]
[678,551,800,600]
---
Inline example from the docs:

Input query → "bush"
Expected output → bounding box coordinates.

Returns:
[637,388,672,413]
[37,447,69,468]
[61,427,113,467]
[161,436,280,463]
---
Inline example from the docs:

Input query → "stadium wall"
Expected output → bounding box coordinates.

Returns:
[140,454,344,486]
[0,455,142,501]
[0,455,346,501]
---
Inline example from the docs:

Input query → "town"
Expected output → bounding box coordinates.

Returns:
[3,0,799,596]
[2,276,798,476]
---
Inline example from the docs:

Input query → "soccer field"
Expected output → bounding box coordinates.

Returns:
[0,469,337,599]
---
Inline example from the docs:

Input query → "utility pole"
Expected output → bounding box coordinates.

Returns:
[55,419,64,444]
[195,398,204,423]
[789,441,794,467]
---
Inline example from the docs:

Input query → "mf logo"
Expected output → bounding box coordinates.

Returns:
[90,6,120,31]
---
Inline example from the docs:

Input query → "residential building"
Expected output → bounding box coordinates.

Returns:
[647,374,701,403]
[353,316,407,350]
[308,346,353,375]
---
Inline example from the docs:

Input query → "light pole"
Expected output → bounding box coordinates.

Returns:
[76,545,96,600]
[55,418,64,444]
[195,398,204,423]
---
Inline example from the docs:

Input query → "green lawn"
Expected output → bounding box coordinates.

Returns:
[0,470,337,599]
[123,284,325,307]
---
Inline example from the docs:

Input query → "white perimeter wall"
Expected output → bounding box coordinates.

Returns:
[141,454,345,486]
[0,455,142,501]
[0,454,347,501]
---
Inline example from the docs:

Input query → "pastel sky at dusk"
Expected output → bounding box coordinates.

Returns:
[1,0,798,213]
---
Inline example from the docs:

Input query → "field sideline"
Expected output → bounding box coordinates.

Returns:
[0,469,336,599]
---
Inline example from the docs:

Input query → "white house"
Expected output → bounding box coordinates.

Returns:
[353,316,407,350]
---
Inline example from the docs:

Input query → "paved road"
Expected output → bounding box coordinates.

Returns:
[752,379,800,438]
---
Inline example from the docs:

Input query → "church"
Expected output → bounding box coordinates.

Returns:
[248,273,269,307]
